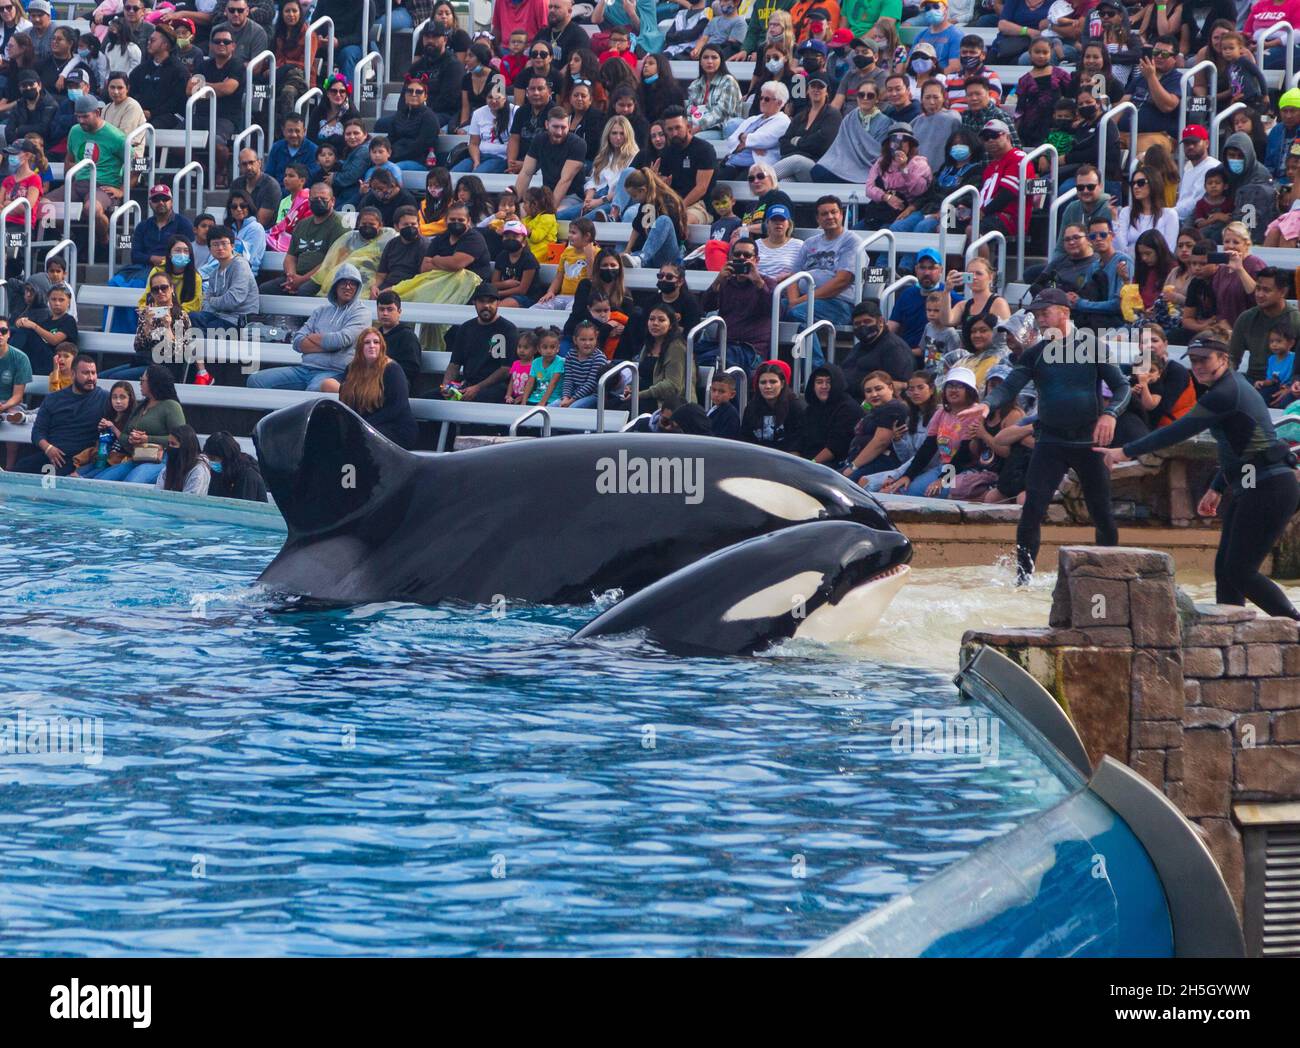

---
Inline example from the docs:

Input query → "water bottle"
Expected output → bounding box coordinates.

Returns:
[96,430,112,468]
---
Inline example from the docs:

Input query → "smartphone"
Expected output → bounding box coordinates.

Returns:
[1207,252,1230,264]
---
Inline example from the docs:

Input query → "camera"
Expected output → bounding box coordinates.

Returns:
[730,260,752,275]
[1207,251,1230,264]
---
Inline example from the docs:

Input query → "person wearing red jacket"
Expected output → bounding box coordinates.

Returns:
[977,119,1030,237]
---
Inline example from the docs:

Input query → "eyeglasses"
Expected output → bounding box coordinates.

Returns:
[1087,231,1111,240]
[1076,182,1099,191]
[329,86,348,94]
[124,3,143,8]
[858,92,876,99]
[760,94,780,102]
[1063,234,1085,241]
[530,50,550,58]
[1131,178,1148,188]
[151,285,172,293]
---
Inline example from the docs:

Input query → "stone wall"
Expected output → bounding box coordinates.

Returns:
[962,546,1300,917]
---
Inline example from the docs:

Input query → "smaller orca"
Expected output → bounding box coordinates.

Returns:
[571,521,912,656]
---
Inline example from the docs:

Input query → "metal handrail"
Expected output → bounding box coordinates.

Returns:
[382,0,393,75]
[411,18,429,60]
[508,404,552,437]
[107,199,141,279]
[688,314,727,371]
[771,270,813,361]
[1178,61,1220,169]
[184,84,217,184]
[230,125,266,184]
[965,230,1008,278]
[1256,21,1295,88]
[596,361,639,434]
[45,239,78,296]
[305,16,336,83]
[880,274,918,319]
[1098,100,1139,183]
[354,50,385,122]
[1016,143,1058,281]
[791,319,837,391]
[296,87,322,120]
[172,161,205,215]
[123,122,155,195]
[1211,101,1245,158]
[938,184,981,266]
[62,157,97,268]
[725,364,749,420]
[1046,186,1078,263]
[244,49,278,143]
[855,228,896,301]
[0,196,32,289]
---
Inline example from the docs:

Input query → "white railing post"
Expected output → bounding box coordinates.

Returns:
[1017,143,1057,281]
[938,183,981,266]
[62,157,97,268]
[725,364,748,418]
[411,18,429,60]
[354,50,385,122]
[1256,21,1296,88]
[296,87,323,120]
[854,228,896,302]
[772,270,814,362]
[230,125,266,184]
[305,16,336,83]
[0,196,32,290]
[1178,61,1219,169]
[184,84,217,187]
[1047,186,1078,263]
[791,319,837,390]
[1211,101,1246,159]
[1099,100,1139,184]
[880,274,918,318]
[107,199,141,278]
[172,161,205,215]
[596,363,639,433]
[123,122,155,196]
[245,49,278,145]
[508,404,552,436]
[966,229,1008,281]
[383,0,394,74]
[45,239,78,295]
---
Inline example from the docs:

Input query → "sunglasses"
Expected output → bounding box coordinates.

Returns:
[151,285,172,293]
[571,77,591,87]
[732,251,756,260]
[404,86,425,94]
[212,38,234,45]
[1087,231,1111,240]
[329,86,348,93]
[1152,50,1174,58]
[748,173,767,181]
[1076,183,1099,191]
[0,326,9,333]
[859,92,876,99]
[530,50,550,58]
[1131,178,1148,188]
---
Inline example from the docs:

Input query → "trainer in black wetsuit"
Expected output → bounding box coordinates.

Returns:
[1099,338,1300,620]
[972,288,1130,582]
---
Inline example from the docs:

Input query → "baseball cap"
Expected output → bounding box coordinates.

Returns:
[807,75,830,89]
[766,203,793,221]
[1181,123,1209,142]
[149,184,172,199]
[74,94,105,114]
[911,41,938,59]
[799,39,829,55]
[1281,88,1300,110]
[916,247,942,266]
[173,16,196,35]
[979,119,1011,138]
[3,139,37,156]
[830,28,855,48]
[27,0,51,13]
[502,220,527,236]
[16,69,40,85]
[1185,336,1228,358]
[943,366,979,392]
[471,283,501,301]
[1026,287,1071,311]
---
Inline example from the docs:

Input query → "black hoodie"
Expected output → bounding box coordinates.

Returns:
[797,364,864,463]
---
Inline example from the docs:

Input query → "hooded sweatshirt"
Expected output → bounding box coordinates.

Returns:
[817,105,893,183]
[292,263,369,372]
[863,122,933,204]
[797,364,864,463]
[1221,130,1279,231]
[1222,130,1273,192]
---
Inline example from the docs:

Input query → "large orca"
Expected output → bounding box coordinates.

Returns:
[252,399,906,606]
[571,521,912,655]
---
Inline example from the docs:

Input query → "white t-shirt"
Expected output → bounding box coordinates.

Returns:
[757,237,804,281]
[468,103,517,158]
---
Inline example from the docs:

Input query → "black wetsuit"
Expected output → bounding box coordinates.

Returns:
[983,336,1131,581]
[1124,369,1300,619]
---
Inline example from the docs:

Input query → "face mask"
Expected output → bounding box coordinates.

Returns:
[656,279,677,294]
[961,54,981,70]
[855,323,879,342]
[21,86,38,99]
[924,8,944,24]
[598,268,618,283]
[644,73,659,85]
[400,225,421,243]
[170,254,189,267]
[68,88,83,101]
[424,45,438,57]
[912,57,934,74]
[77,48,90,58]
[6,156,18,171]
[210,460,223,474]
[804,57,823,72]
[852,53,871,69]
[177,33,192,47]
[359,225,379,240]
[766,58,784,74]
[1078,104,1098,119]
[1227,158,1245,174]
[309,198,329,216]
[1054,117,1074,129]
[447,221,467,235]
[949,144,971,162]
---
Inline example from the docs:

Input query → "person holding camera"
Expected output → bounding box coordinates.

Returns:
[1097,337,1300,620]
[699,239,773,375]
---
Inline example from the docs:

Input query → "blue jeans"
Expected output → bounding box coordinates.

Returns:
[101,364,148,380]
[607,168,635,219]
[889,211,941,271]
[1262,44,1300,70]
[452,153,507,173]
[783,296,853,370]
[397,160,429,171]
[810,162,851,183]
[570,394,598,409]
[337,44,362,84]
[865,464,947,497]
[189,310,240,333]
[369,5,414,50]
[636,214,681,269]
[247,364,346,390]
[97,461,165,484]
[108,267,147,333]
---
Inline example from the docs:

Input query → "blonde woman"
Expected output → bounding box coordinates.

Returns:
[570,115,638,222]
[320,328,418,449]
[1212,221,1267,326]
[946,257,1012,329]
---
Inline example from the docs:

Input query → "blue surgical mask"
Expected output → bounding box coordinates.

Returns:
[1227,158,1245,174]
[77,47,90,59]
[949,144,971,162]
[171,253,190,267]
[912,57,934,74]
[68,88,83,101]
[644,73,659,85]
[7,155,18,171]
[210,460,223,474]
[924,7,945,24]
[766,58,784,74]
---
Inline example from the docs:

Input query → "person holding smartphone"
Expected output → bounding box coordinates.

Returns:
[699,239,774,375]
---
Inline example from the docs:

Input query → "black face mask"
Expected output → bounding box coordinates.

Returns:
[359,226,379,240]
[804,58,824,73]
[1078,105,1099,119]
[502,237,523,252]
[1054,117,1074,129]
[20,86,38,99]
[309,198,329,217]
[855,323,880,343]
[399,225,420,242]
[852,53,872,69]
[598,268,618,282]
[656,279,677,294]
[423,45,438,57]
[446,221,467,236]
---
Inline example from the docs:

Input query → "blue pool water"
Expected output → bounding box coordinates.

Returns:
[0,484,1071,956]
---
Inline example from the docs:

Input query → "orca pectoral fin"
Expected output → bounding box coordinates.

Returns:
[253,398,417,540]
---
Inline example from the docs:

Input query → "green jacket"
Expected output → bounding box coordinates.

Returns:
[743,0,797,56]
[126,398,186,445]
